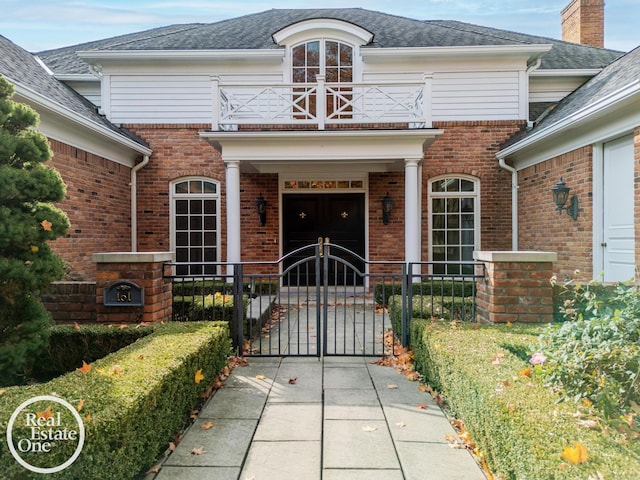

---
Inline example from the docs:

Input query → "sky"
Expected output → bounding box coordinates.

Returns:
[1,0,639,53]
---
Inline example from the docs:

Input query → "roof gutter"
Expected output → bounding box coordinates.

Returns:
[8,79,152,156]
[498,79,640,158]
[131,155,150,252]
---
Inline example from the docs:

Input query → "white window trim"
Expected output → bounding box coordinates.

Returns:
[169,177,222,265]
[427,174,481,265]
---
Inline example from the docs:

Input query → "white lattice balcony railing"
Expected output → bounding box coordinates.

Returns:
[211,75,432,130]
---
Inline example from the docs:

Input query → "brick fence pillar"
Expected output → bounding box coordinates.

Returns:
[473,251,557,324]
[93,252,174,324]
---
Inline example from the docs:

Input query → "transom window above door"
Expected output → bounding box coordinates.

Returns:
[292,40,353,83]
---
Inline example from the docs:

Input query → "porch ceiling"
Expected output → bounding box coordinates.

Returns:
[200,129,443,173]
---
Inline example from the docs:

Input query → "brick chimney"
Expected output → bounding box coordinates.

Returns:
[561,0,605,47]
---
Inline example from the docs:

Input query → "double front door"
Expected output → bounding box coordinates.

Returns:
[282,193,365,285]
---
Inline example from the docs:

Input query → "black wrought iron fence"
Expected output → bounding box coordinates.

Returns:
[162,253,485,354]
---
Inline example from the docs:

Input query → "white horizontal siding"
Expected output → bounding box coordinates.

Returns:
[432,71,522,120]
[109,76,212,124]
[529,76,588,103]
[65,81,101,107]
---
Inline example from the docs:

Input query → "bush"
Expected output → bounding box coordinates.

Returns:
[375,280,476,307]
[172,279,277,298]
[539,281,640,430]
[0,321,231,479]
[173,292,240,322]
[31,324,156,381]
[389,294,475,339]
[412,320,640,479]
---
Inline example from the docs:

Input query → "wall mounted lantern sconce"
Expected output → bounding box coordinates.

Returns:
[551,177,579,220]
[255,194,267,226]
[382,193,394,225]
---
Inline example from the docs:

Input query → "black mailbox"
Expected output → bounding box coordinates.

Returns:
[104,281,144,307]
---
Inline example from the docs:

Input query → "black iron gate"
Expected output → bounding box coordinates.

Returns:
[164,239,482,358]
[237,238,406,357]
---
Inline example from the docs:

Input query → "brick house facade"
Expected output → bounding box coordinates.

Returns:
[3,2,638,288]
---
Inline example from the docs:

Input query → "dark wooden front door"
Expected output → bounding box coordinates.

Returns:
[283,193,365,285]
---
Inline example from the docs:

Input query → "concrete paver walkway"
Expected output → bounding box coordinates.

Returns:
[153,356,487,480]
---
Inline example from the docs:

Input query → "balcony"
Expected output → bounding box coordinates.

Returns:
[211,75,432,131]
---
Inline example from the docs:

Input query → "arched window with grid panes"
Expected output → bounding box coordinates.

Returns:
[292,39,353,119]
[428,176,480,275]
[170,178,220,275]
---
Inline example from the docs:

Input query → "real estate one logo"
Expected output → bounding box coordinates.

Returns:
[6,395,85,474]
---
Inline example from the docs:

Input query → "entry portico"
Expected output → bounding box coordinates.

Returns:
[201,128,443,266]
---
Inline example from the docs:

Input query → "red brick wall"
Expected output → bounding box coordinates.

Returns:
[561,0,605,48]
[124,124,226,255]
[425,121,525,256]
[517,146,593,282]
[48,139,133,280]
[41,281,97,324]
[476,258,555,323]
[125,121,522,269]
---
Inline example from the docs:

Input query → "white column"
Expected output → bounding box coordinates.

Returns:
[225,160,241,275]
[405,158,421,266]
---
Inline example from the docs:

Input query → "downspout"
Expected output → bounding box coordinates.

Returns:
[496,57,540,251]
[131,155,150,252]
[498,158,518,250]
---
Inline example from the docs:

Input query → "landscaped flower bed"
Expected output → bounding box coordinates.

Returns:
[412,320,640,479]
[0,321,231,479]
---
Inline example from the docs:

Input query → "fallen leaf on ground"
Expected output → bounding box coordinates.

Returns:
[417,403,428,410]
[73,321,80,331]
[288,378,297,384]
[146,465,161,474]
[362,425,377,432]
[40,219,52,231]
[168,442,176,452]
[78,360,92,374]
[562,441,589,464]
[77,399,85,412]
[396,422,406,428]
[37,406,54,420]
[194,369,205,384]
[256,375,266,380]
[191,446,206,455]
[84,413,91,423]
[200,421,214,430]
[387,384,398,389]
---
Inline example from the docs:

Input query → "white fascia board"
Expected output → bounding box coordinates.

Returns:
[78,49,284,63]
[201,129,443,171]
[361,44,552,62]
[8,79,152,162]
[54,74,100,82]
[497,79,640,165]
[272,18,374,45]
[529,68,602,77]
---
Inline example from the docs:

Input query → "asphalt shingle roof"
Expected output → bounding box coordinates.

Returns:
[533,45,640,130]
[0,35,148,148]
[38,8,622,75]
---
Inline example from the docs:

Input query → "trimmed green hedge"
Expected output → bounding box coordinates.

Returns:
[173,293,244,322]
[32,324,155,381]
[412,320,640,479]
[375,280,476,307]
[172,279,277,297]
[0,322,231,479]
[389,294,475,337]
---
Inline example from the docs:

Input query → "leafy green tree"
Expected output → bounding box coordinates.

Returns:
[0,75,69,385]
